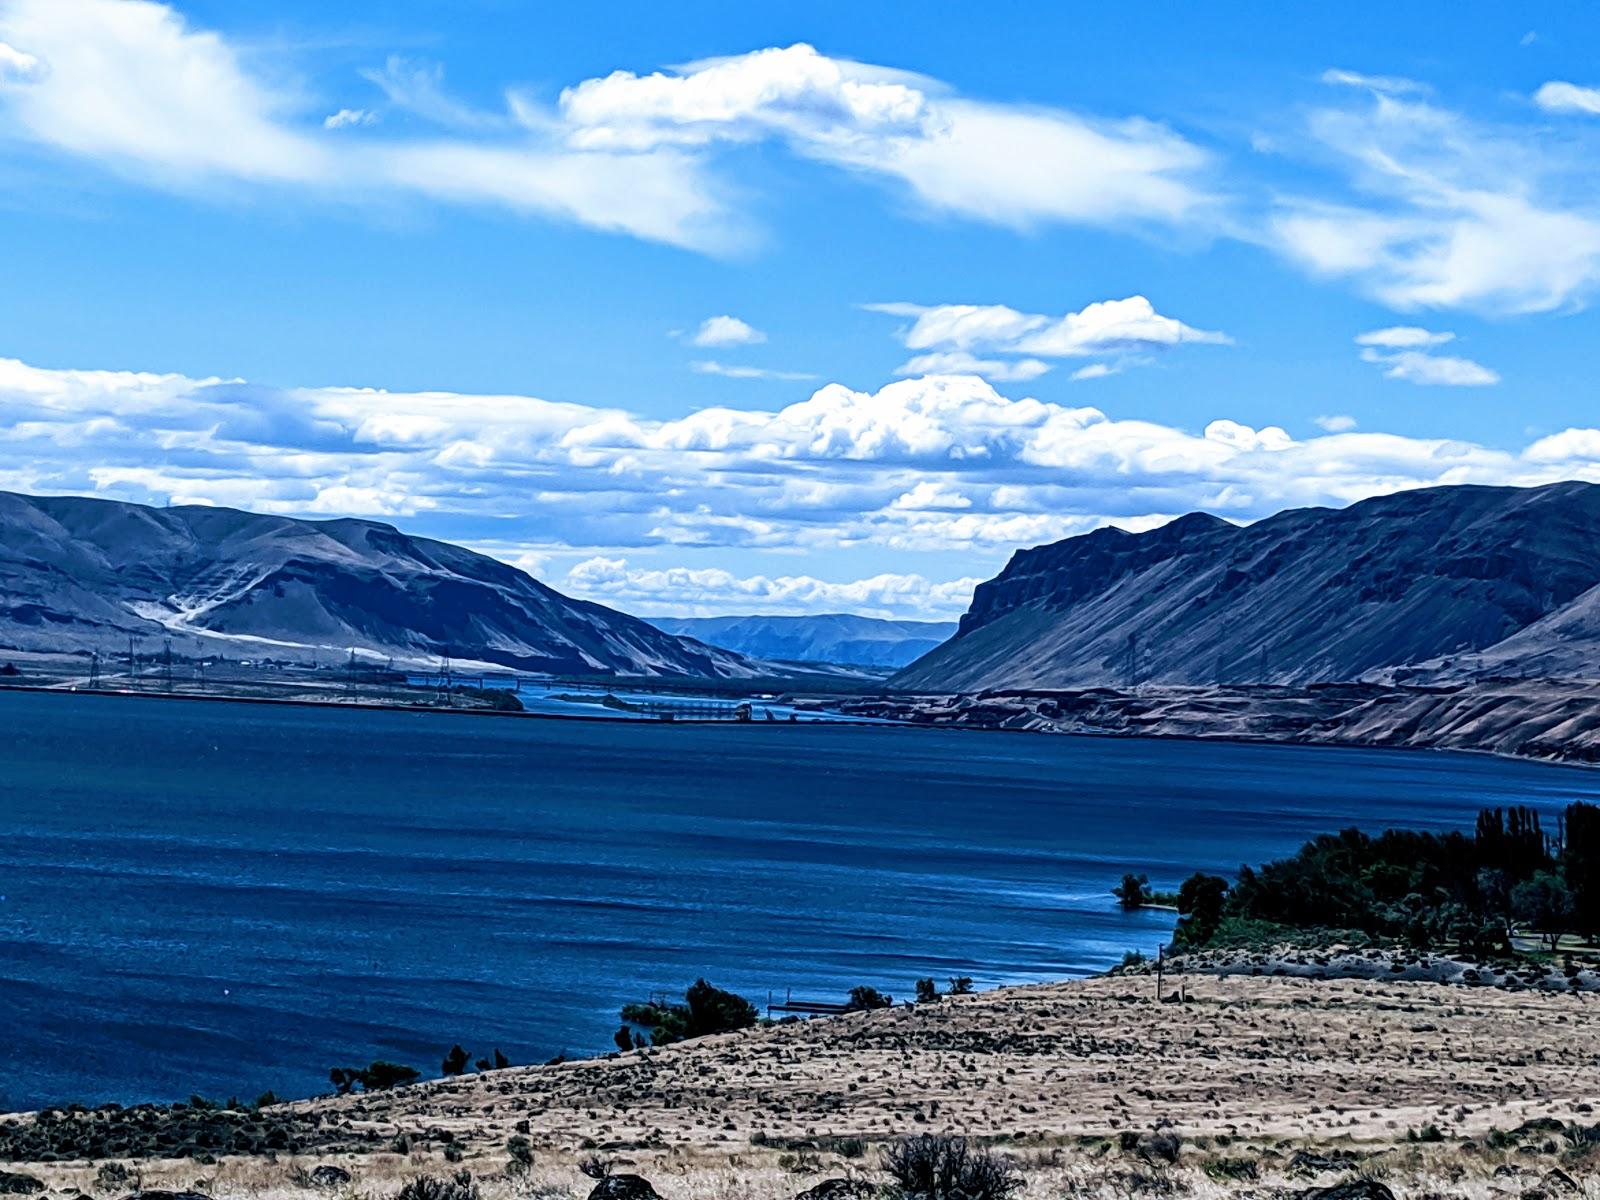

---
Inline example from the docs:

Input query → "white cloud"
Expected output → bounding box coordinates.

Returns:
[1533,82,1600,117]
[0,13,1214,252]
[1320,68,1428,96]
[1360,347,1499,386]
[6,355,1595,584]
[870,295,1227,382]
[1353,327,1497,386]
[0,36,44,82]
[323,107,376,130]
[689,315,766,346]
[690,360,815,381]
[562,557,981,620]
[556,43,1216,232]
[1355,325,1454,348]
[1314,414,1358,432]
[894,351,1052,382]
[1271,86,1600,314]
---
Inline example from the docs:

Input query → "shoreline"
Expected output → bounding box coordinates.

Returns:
[3,679,1598,775]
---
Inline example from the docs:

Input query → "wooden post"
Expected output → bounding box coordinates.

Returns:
[1156,943,1164,1001]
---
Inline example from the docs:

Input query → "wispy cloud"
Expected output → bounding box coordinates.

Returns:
[689,360,815,380]
[1355,327,1498,386]
[1271,82,1600,314]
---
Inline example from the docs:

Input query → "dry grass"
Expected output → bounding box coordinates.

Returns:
[10,973,1600,1197]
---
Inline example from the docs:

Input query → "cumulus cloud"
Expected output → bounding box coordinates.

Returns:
[5,355,1596,585]
[869,295,1227,381]
[1314,414,1358,432]
[561,557,982,620]
[1353,327,1497,386]
[688,315,765,346]
[1533,82,1600,117]
[1271,83,1600,314]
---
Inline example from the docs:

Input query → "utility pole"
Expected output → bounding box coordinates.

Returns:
[87,650,100,690]
[162,638,174,693]
[127,636,137,689]
[1155,942,1164,1002]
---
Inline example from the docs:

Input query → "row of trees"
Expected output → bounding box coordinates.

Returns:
[1166,801,1600,953]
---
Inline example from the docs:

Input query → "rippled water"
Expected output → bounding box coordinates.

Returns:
[3,688,1597,1111]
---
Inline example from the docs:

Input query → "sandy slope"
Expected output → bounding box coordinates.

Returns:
[282,971,1600,1153]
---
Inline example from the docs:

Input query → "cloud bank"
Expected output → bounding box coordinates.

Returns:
[3,355,1599,617]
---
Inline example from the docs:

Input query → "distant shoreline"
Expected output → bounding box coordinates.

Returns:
[3,679,1598,775]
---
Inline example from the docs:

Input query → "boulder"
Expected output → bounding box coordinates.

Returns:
[0,1173,43,1195]
[796,1181,875,1200]
[1298,1182,1396,1200]
[586,1177,660,1200]
[309,1166,353,1188]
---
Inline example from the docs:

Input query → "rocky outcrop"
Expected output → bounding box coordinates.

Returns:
[894,482,1600,692]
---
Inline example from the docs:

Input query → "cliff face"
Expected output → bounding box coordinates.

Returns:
[894,482,1600,692]
[0,491,755,678]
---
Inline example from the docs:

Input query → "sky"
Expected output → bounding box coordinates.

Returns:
[4,1,1600,619]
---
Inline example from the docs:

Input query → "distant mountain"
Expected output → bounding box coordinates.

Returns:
[0,491,756,678]
[894,481,1600,692]
[650,613,958,668]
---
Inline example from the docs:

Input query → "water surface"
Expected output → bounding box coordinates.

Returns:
[2,688,1596,1111]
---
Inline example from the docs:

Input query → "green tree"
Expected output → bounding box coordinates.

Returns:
[1512,870,1574,952]
[1173,872,1230,947]
[1112,872,1152,909]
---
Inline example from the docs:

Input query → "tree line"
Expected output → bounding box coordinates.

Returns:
[1163,801,1599,954]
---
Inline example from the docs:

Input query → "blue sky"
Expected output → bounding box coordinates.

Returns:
[3,1,1600,618]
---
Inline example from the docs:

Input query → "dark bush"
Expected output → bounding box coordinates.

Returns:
[882,1135,1023,1200]
[1113,873,1152,909]
[915,978,939,1003]
[396,1175,478,1200]
[619,979,757,1046]
[847,985,893,1011]
[441,1045,470,1076]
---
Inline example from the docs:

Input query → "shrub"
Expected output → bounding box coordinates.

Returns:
[881,1134,1023,1200]
[1113,873,1152,909]
[1120,950,1146,969]
[948,977,974,995]
[506,1134,534,1175]
[847,985,894,1011]
[915,978,939,1003]
[396,1176,478,1200]
[619,979,757,1046]
[441,1045,470,1076]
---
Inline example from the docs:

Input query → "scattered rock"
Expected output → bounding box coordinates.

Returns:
[1542,1170,1579,1194]
[0,1173,43,1195]
[308,1167,352,1188]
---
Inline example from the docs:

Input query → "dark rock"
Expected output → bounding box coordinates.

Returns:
[120,1192,212,1200]
[0,1173,44,1195]
[585,1177,660,1200]
[1298,1183,1396,1200]
[1543,1171,1580,1195]
[796,1181,874,1200]
[309,1167,352,1188]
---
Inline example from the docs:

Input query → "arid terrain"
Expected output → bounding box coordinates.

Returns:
[6,965,1600,1198]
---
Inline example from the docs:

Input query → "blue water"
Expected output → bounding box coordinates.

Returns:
[3,688,1598,1112]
